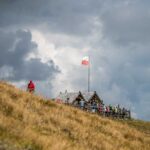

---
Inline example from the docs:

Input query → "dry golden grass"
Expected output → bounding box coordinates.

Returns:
[0,81,150,150]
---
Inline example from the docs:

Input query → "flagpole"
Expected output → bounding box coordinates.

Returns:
[81,56,90,92]
[88,56,90,92]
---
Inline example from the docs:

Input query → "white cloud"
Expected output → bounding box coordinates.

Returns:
[31,30,91,96]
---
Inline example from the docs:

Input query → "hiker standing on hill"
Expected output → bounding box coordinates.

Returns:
[27,80,35,93]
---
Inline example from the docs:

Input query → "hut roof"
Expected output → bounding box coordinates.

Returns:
[56,91,84,103]
[82,91,102,103]
[56,91,103,103]
[82,92,95,101]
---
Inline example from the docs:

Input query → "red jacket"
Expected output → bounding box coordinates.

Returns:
[28,81,35,90]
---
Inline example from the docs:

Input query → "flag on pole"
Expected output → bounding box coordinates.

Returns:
[81,56,90,92]
[81,56,89,65]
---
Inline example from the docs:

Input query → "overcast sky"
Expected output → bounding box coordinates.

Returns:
[0,0,150,121]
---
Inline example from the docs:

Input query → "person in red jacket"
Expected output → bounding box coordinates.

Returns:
[27,80,35,93]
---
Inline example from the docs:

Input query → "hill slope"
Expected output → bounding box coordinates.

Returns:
[0,81,150,150]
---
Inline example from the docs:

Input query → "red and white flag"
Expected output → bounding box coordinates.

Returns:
[81,56,89,65]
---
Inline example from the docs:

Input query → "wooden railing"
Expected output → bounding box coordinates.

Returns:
[67,104,131,119]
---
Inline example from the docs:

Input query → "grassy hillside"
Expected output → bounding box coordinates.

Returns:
[0,81,150,150]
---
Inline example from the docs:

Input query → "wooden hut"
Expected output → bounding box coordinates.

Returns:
[55,91,85,106]
[56,91,103,111]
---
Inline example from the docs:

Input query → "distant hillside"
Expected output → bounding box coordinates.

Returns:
[0,81,150,150]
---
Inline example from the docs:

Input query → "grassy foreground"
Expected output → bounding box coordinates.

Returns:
[0,81,150,150]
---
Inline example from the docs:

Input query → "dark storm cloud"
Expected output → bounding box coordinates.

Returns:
[0,0,104,36]
[101,0,150,45]
[2,0,150,42]
[0,29,60,81]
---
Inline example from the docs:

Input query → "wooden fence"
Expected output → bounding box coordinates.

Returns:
[66,103,131,119]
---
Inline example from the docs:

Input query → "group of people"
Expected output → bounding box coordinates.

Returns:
[100,104,130,118]
[76,100,131,119]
